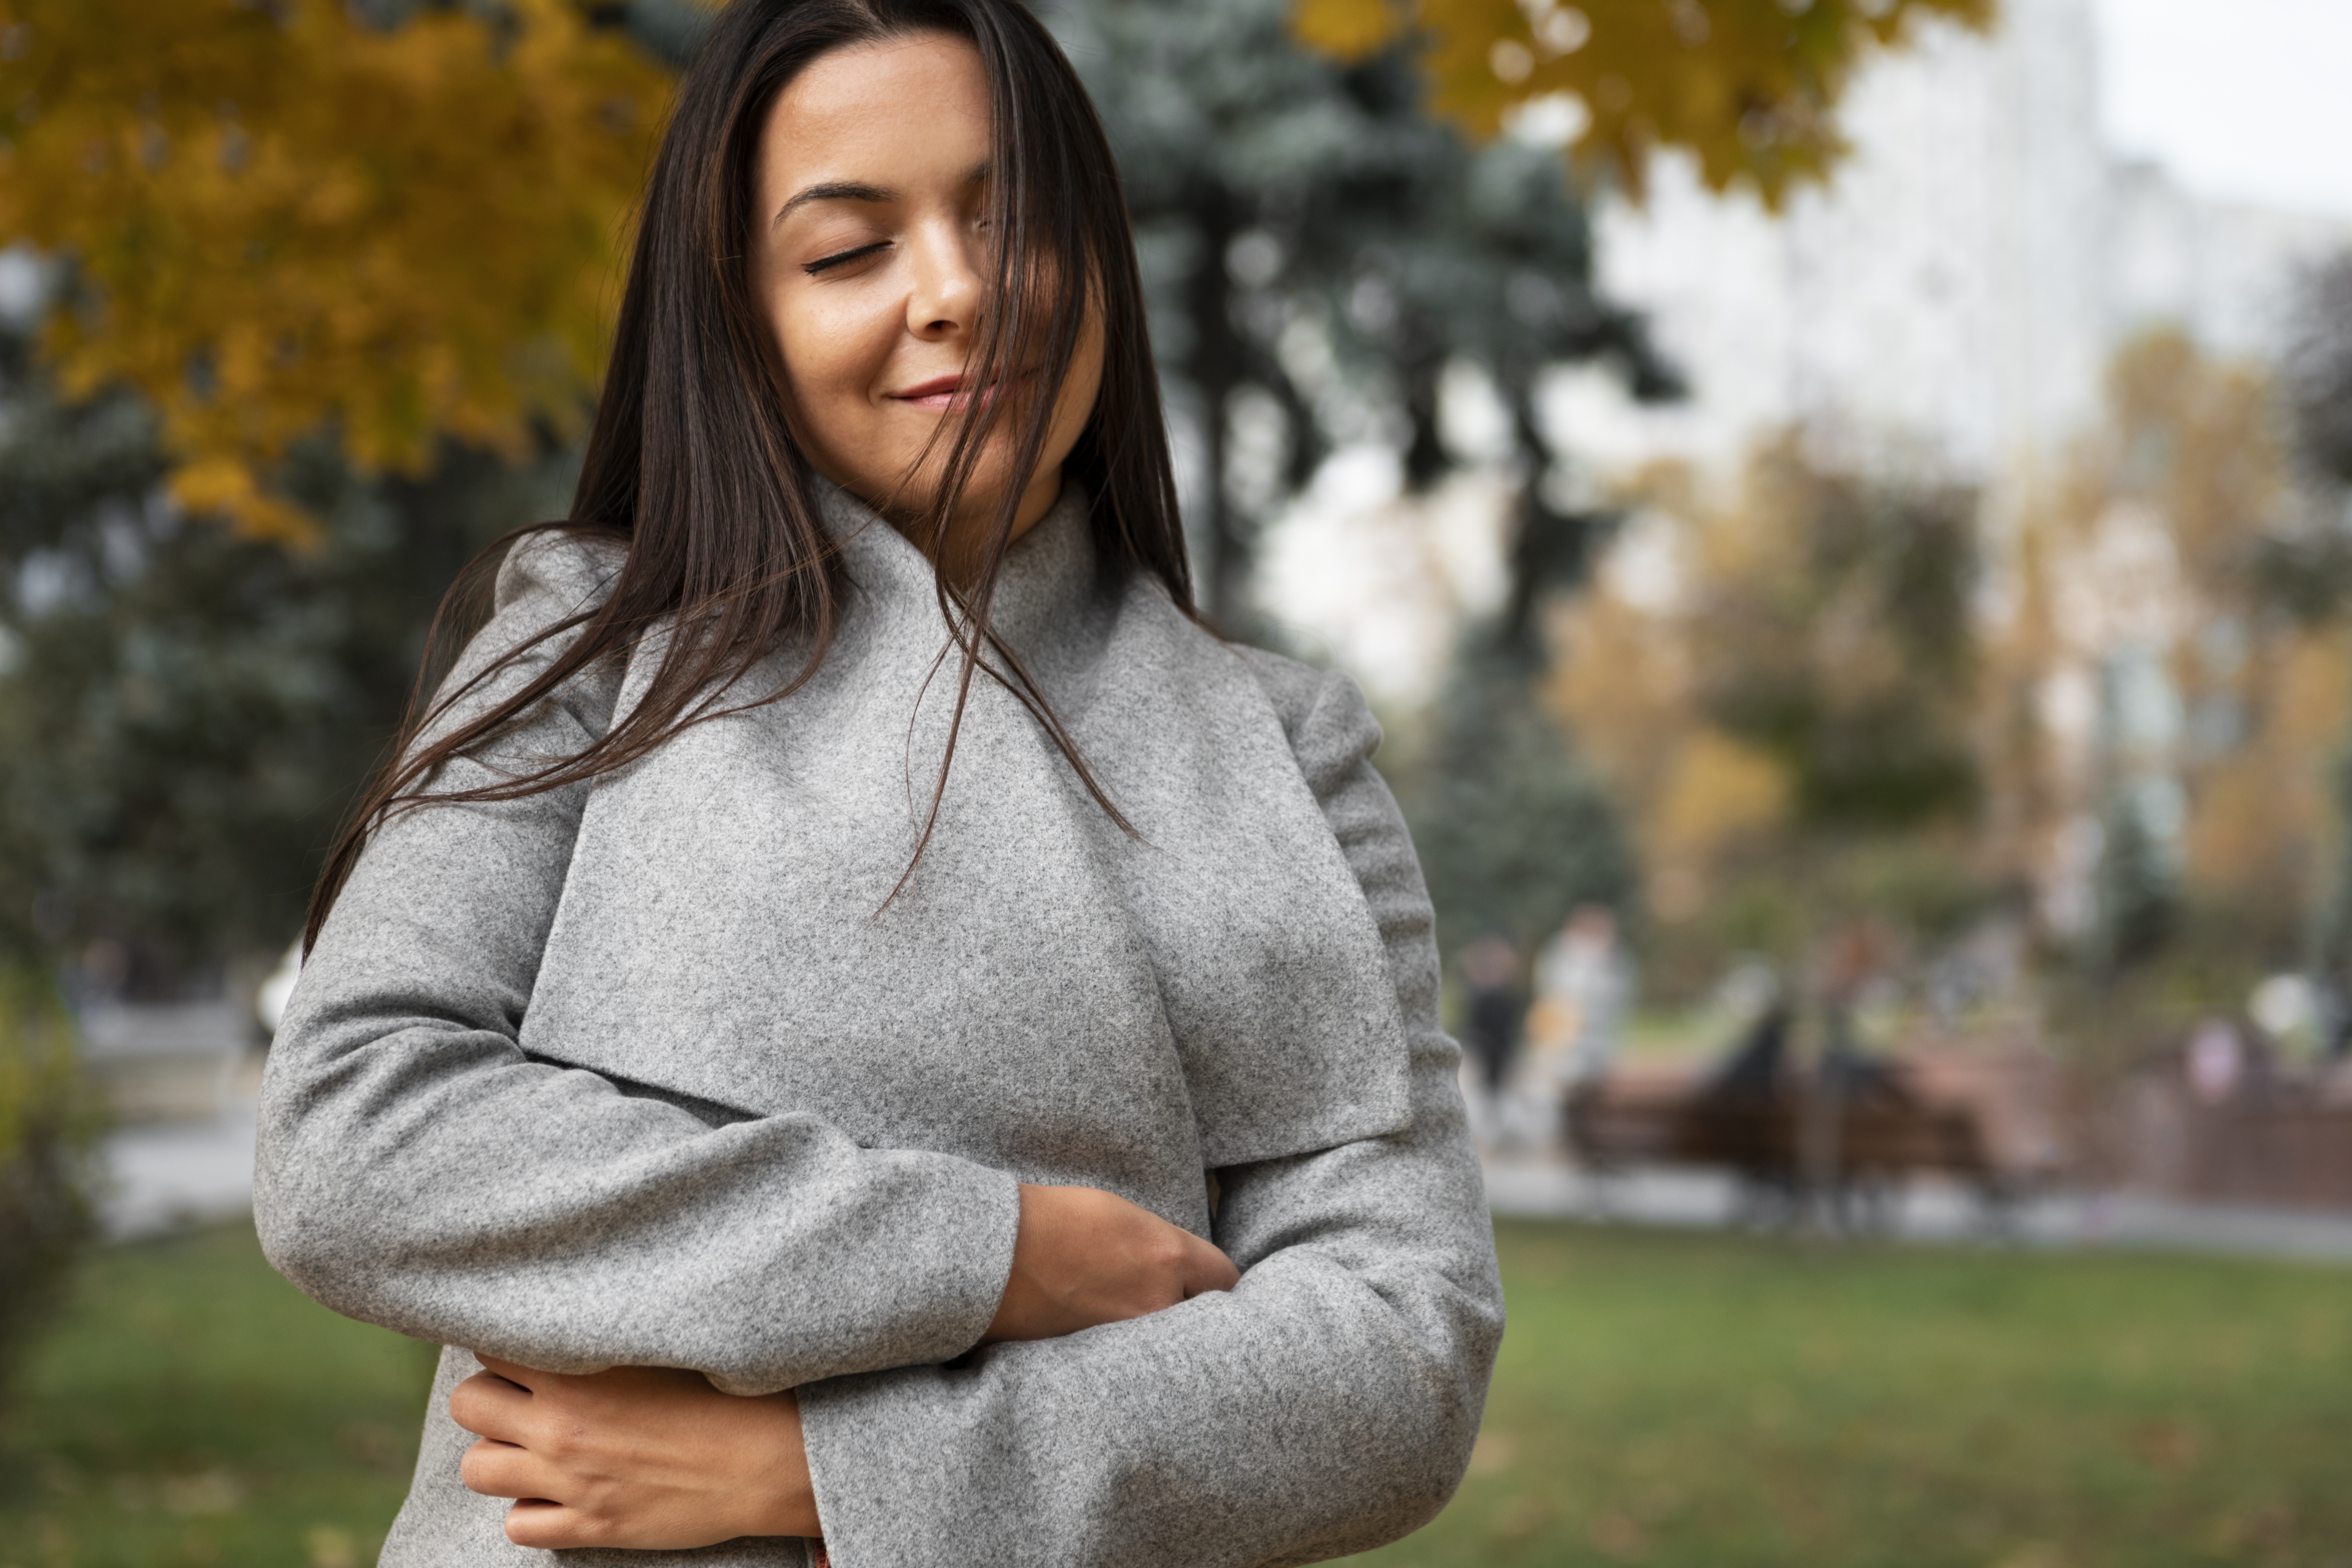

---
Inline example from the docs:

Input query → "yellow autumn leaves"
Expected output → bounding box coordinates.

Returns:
[0,0,1983,541]
[0,0,669,541]
[1293,0,1991,201]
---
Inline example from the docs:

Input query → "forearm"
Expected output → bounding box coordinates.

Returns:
[258,1027,1019,1388]
[798,1047,1502,1567]
[263,594,1023,1388]
[438,1177,1242,1552]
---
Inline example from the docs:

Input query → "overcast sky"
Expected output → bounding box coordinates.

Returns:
[2091,0,2352,218]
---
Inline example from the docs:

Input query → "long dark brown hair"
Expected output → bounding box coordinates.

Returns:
[305,0,1189,953]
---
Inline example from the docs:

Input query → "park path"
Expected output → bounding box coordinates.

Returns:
[96,1092,2352,1265]
[102,1108,259,1238]
[1481,1154,2352,1264]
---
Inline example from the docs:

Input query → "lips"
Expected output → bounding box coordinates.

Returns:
[888,369,1037,412]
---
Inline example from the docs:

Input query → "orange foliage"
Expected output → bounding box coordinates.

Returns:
[1973,330,2340,955]
[1557,333,2345,967]
[1549,468,1791,925]
[1292,0,1992,205]
[2101,333,2344,945]
[0,0,671,541]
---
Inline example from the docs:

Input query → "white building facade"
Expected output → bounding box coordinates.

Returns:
[1576,0,2352,497]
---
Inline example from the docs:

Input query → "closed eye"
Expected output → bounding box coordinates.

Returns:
[803,240,891,276]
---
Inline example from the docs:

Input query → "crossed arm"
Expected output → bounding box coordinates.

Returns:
[449,1181,1239,1550]
[259,558,1500,1564]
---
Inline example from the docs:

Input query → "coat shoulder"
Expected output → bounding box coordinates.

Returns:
[1228,644,1384,800]
[492,528,629,622]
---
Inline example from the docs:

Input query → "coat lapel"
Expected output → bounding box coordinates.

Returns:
[522,482,1407,1208]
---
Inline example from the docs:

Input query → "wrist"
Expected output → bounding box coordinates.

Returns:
[744,1390,823,1538]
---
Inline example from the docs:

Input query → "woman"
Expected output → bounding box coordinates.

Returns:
[255,1,1502,1562]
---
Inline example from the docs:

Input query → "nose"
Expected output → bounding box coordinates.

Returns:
[904,216,984,341]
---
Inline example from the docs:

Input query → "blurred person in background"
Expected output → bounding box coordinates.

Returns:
[2187,1018,2247,1106]
[1534,903,1632,1087]
[250,2,1501,1564]
[1509,903,1633,1148]
[1458,932,1524,1146]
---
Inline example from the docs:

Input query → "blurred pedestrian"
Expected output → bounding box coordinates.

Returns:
[2187,1018,2245,1105]
[1534,904,1633,1088]
[249,5,1500,1564]
[1506,905,1633,1149]
[1459,933,1524,1144]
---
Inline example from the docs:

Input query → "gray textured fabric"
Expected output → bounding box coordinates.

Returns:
[255,481,1503,1566]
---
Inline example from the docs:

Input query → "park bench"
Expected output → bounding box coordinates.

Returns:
[1563,1016,2054,1234]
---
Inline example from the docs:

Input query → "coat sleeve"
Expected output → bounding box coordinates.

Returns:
[252,533,1021,1392]
[795,655,1505,1567]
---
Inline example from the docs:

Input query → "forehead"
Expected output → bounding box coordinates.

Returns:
[762,33,990,176]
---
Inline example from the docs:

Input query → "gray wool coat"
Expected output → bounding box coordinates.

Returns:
[254,480,1504,1568]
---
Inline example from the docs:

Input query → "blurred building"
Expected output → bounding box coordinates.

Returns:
[1563,0,2352,498]
[1266,0,2352,702]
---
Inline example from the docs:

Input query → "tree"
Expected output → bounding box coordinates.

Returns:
[1058,0,1665,948]
[1058,0,1676,626]
[1410,638,1636,952]
[0,316,577,981]
[1980,331,2339,990]
[1291,0,1993,205]
[0,965,94,1413]
[2272,265,2352,1040]
[1685,438,1980,838]
[1551,436,1986,989]
[2284,252,2352,493]
[0,0,671,541]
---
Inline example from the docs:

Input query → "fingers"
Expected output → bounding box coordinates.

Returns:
[987,1184,1241,1340]
[1180,1231,1242,1298]
[473,1354,544,1388]
[505,1498,618,1552]
[460,1435,566,1502]
[449,1368,537,1442]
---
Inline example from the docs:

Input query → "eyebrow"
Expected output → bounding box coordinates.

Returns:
[771,162,992,229]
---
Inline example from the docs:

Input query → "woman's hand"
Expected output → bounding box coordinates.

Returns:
[448,1186,1230,1545]
[451,1356,819,1549]
[983,1183,1240,1342]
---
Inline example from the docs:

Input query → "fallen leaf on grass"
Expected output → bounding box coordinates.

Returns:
[306,1525,359,1568]
[1468,1432,1517,1475]
[1490,1493,1551,1542]
[1590,1510,1650,1560]
[160,1470,242,1517]
[1989,1544,2068,1568]
[2130,1419,2199,1473]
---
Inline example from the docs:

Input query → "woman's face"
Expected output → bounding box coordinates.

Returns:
[752,32,1104,579]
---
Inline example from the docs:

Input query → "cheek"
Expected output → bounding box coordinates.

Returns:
[773,291,888,447]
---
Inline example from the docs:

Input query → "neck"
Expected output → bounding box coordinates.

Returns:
[929,464,1064,590]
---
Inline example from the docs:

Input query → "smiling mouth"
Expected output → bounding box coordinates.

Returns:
[889,369,1039,412]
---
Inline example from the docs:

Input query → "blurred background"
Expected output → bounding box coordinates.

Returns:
[4,0,2352,1564]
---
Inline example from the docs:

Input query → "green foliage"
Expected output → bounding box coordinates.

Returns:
[0,325,575,979]
[1405,643,1637,952]
[0,1223,435,1566]
[2094,784,2176,980]
[0,965,98,1415]
[1060,0,1675,623]
[2284,252,2352,491]
[1690,443,1981,835]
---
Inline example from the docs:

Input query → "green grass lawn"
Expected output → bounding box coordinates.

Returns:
[4,1219,2349,1568]
[0,1224,434,1568]
[1363,1221,2352,1568]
